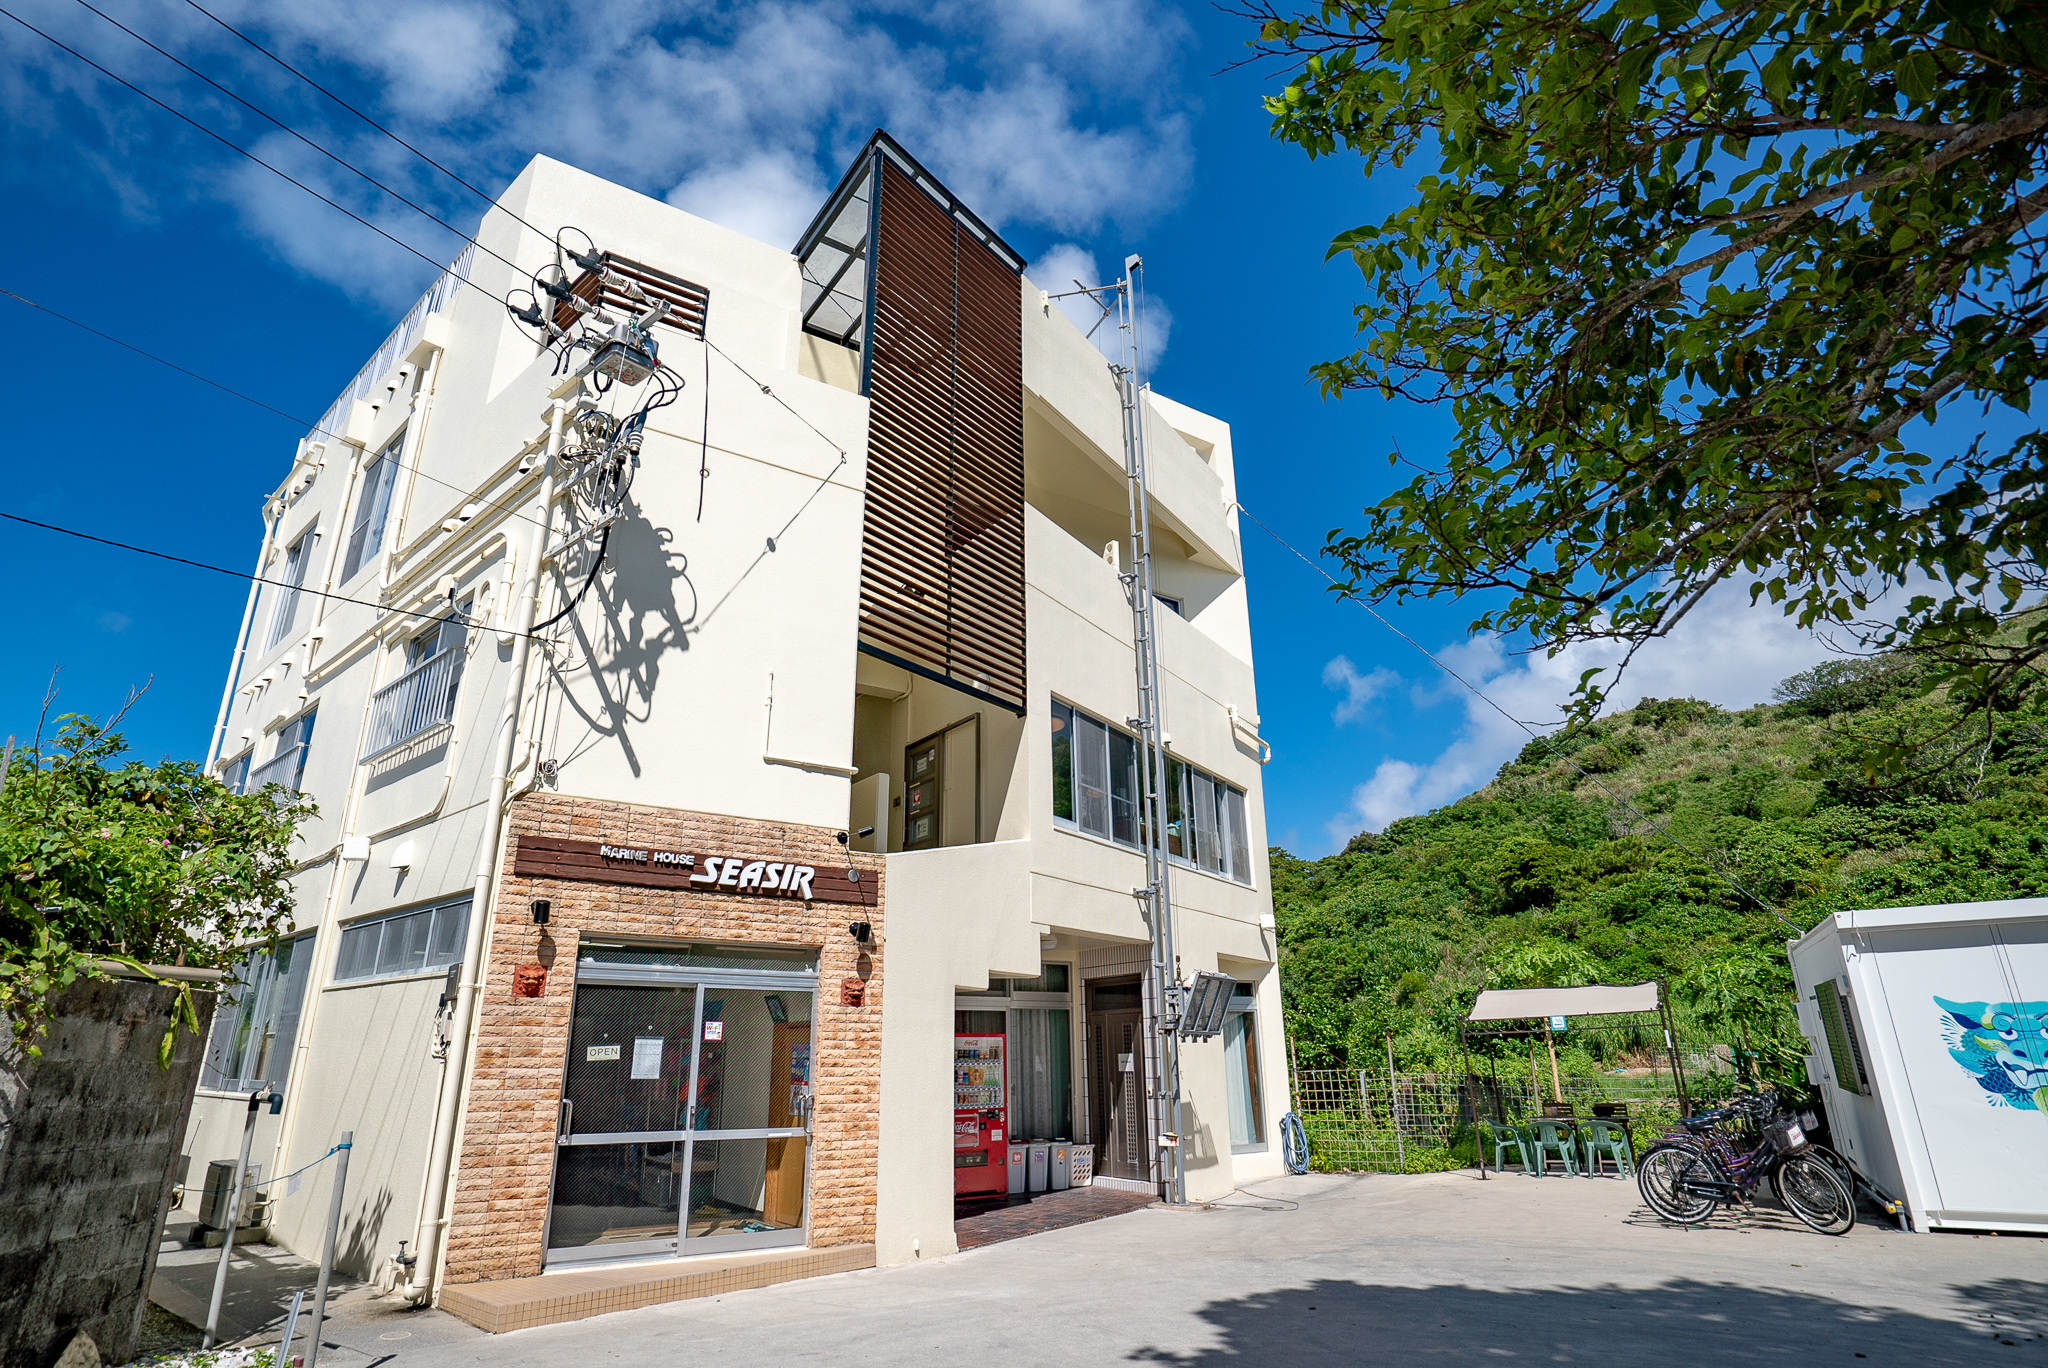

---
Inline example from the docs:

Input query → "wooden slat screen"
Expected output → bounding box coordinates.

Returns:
[551,251,710,341]
[859,158,1027,711]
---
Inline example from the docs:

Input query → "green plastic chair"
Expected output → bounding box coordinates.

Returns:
[1580,1118,1633,1176]
[1528,1119,1580,1176]
[1482,1119,1534,1173]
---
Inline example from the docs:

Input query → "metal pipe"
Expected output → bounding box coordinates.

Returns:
[207,496,283,771]
[202,1088,268,1348]
[1112,255,1183,1206]
[303,1132,351,1368]
[397,399,565,1304]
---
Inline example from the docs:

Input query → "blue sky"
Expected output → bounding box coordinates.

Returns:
[0,0,1859,855]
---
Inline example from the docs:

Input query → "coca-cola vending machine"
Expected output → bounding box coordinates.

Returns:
[954,1033,1007,1196]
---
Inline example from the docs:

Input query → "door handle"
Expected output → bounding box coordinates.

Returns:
[557,1098,573,1145]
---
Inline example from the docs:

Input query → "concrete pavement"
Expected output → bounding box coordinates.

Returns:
[339,1169,2048,1366]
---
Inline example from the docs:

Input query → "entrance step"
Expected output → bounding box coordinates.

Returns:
[439,1244,875,1332]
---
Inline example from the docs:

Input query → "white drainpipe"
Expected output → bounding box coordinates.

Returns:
[398,399,564,1305]
[207,495,283,772]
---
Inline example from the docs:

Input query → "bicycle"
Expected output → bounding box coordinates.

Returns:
[1636,1090,1855,1235]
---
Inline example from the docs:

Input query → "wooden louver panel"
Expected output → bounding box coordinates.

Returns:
[859,158,1027,711]
[551,251,710,341]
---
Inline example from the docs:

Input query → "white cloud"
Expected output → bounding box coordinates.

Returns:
[1322,654,1399,726]
[1320,580,1885,850]
[667,150,830,250]
[0,2,1196,302]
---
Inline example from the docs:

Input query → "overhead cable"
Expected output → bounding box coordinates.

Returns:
[65,0,527,284]
[1232,501,1800,933]
[0,511,557,644]
[0,282,554,541]
[0,6,505,309]
[177,0,557,251]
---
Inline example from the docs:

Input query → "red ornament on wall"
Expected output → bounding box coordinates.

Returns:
[840,976,866,1007]
[512,963,548,998]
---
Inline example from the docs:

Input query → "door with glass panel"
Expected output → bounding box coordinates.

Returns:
[547,948,817,1265]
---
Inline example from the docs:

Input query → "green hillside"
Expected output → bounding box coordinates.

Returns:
[1272,659,2048,1076]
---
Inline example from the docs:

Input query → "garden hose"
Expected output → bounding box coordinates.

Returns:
[1280,1112,1310,1174]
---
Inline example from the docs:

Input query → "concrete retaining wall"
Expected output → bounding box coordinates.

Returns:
[0,977,216,1368]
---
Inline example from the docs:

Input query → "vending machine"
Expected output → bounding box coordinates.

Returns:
[954,1033,1008,1196]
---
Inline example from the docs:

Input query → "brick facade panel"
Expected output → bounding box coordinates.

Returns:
[442,794,884,1285]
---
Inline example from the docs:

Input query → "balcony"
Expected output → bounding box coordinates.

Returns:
[248,745,306,795]
[361,648,463,763]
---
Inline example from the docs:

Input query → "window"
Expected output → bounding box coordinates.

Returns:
[249,708,316,794]
[341,433,403,582]
[265,530,313,648]
[362,604,469,762]
[334,897,470,983]
[1051,702,1254,884]
[200,933,315,1092]
[1814,980,1870,1095]
[222,751,252,796]
[1223,996,1265,1150]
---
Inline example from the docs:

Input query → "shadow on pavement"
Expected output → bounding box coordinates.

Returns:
[1128,1275,2048,1366]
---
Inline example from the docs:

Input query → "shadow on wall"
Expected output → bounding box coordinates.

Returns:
[553,505,696,779]
[1126,1276,2048,1364]
[339,1184,395,1284]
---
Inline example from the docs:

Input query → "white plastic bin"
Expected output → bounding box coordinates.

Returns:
[1069,1144,1095,1186]
[1050,1142,1071,1190]
[1027,1142,1050,1192]
[1007,1143,1026,1194]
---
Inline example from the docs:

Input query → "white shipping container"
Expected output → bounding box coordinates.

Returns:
[1789,896,2048,1234]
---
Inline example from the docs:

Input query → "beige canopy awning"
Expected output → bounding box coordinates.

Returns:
[1465,982,1661,1023]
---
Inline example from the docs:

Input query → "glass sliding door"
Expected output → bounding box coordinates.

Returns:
[547,984,695,1260]
[548,955,817,1266]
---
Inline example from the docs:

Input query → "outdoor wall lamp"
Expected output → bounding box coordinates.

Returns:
[531,899,551,925]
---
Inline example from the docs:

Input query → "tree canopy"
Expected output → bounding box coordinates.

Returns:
[1272,662,2048,1080]
[1248,0,2046,743]
[1,716,312,1056]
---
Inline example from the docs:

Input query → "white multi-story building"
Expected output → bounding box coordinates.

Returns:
[180,132,1286,1327]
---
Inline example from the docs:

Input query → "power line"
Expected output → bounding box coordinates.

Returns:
[1233,501,1800,933]
[0,511,557,644]
[0,282,556,541]
[0,5,505,310]
[67,0,527,283]
[177,0,558,252]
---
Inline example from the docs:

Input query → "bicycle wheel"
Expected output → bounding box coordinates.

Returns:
[1637,1145,1720,1224]
[1779,1153,1856,1235]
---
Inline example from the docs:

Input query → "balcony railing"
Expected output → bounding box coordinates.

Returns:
[361,648,463,763]
[248,745,306,795]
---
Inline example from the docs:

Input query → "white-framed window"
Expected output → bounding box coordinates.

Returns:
[1223,982,1265,1151]
[249,707,316,795]
[1050,700,1254,884]
[334,896,470,984]
[341,432,403,582]
[361,603,469,763]
[265,529,314,648]
[221,750,253,796]
[200,932,315,1092]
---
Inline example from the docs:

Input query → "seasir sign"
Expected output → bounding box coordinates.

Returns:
[597,844,818,900]
[515,835,872,906]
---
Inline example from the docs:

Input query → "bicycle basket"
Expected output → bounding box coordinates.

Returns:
[1764,1116,1810,1155]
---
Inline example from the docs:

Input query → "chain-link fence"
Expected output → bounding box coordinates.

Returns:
[1290,1049,1730,1173]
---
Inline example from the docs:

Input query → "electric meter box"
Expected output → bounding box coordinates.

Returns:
[1788,896,2048,1234]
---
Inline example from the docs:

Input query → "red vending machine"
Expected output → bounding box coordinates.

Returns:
[954,1033,1008,1196]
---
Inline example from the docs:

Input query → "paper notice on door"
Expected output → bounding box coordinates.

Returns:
[703,1020,725,1042]
[631,1037,663,1079]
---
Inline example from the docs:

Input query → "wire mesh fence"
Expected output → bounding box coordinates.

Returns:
[1289,1048,1732,1174]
